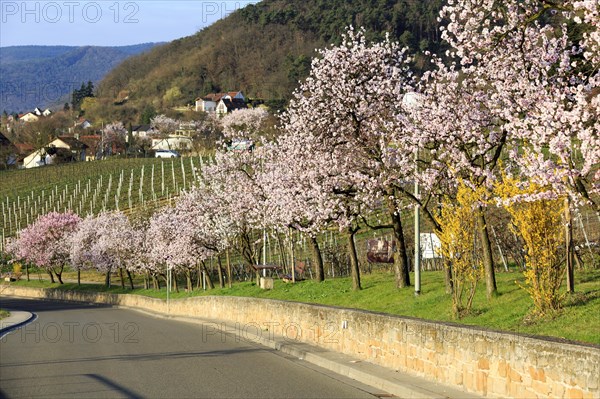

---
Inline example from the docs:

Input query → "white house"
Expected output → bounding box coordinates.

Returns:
[22,136,87,169]
[18,108,52,123]
[23,149,49,168]
[131,125,157,139]
[18,112,39,123]
[48,136,87,161]
[151,135,192,151]
[216,97,247,115]
[196,91,245,113]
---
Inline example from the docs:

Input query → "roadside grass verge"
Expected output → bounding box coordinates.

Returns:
[7,269,600,345]
[0,309,10,320]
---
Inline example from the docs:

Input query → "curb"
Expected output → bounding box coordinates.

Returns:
[0,309,36,338]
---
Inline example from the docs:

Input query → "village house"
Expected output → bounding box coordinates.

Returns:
[195,91,246,114]
[23,136,88,169]
[78,135,102,161]
[18,112,39,123]
[151,136,192,151]
[131,125,158,139]
[18,108,52,123]
[0,132,18,168]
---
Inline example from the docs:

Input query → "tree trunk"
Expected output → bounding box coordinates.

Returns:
[119,268,125,289]
[47,270,55,283]
[310,236,325,282]
[126,269,134,290]
[197,263,202,289]
[55,268,64,284]
[277,234,288,273]
[77,269,81,286]
[477,207,497,299]
[226,249,233,288]
[201,261,215,289]
[217,256,225,288]
[444,258,453,295]
[26,263,30,282]
[105,271,111,288]
[173,272,179,293]
[388,198,410,288]
[240,230,259,284]
[347,227,361,291]
[186,270,193,292]
[564,199,575,293]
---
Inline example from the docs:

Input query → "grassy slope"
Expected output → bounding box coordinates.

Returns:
[11,269,600,345]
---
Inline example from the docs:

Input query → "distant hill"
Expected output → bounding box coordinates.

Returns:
[92,0,445,123]
[0,43,161,113]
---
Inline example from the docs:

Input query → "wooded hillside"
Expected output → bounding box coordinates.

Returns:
[94,0,445,122]
[0,44,160,113]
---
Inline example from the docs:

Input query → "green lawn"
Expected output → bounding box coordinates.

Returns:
[9,269,600,345]
[0,309,10,320]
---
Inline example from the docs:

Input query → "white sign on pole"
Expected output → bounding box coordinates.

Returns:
[420,233,441,259]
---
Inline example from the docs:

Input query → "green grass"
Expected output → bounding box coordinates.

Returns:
[9,269,600,345]
[0,309,10,320]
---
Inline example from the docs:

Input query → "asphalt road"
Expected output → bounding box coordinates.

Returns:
[0,298,383,399]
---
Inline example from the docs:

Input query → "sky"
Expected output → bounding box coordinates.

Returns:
[0,1,259,47]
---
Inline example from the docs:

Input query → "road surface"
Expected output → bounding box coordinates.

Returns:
[0,297,386,398]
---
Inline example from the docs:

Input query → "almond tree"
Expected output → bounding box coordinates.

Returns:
[260,133,348,282]
[69,213,100,285]
[151,115,180,135]
[151,114,181,150]
[201,148,270,283]
[176,186,238,288]
[13,211,81,284]
[221,107,269,141]
[409,0,599,298]
[147,205,202,291]
[70,211,140,288]
[282,27,416,289]
[101,122,128,157]
[439,0,599,210]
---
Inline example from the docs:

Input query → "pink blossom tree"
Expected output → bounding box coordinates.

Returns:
[281,27,415,289]
[101,122,127,157]
[201,147,271,283]
[13,211,81,284]
[261,132,353,283]
[177,185,238,288]
[438,0,599,209]
[146,190,233,292]
[151,114,180,135]
[408,0,599,297]
[221,107,269,141]
[69,211,140,288]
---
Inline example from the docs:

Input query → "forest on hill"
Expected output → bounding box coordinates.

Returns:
[92,0,445,123]
[0,44,160,113]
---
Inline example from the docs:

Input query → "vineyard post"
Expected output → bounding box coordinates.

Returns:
[151,164,155,200]
[181,157,186,190]
[171,159,177,193]
[128,169,134,210]
[161,161,165,196]
[190,157,196,181]
[139,165,145,204]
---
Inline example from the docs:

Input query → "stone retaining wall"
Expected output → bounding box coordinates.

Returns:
[2,285,598,398]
